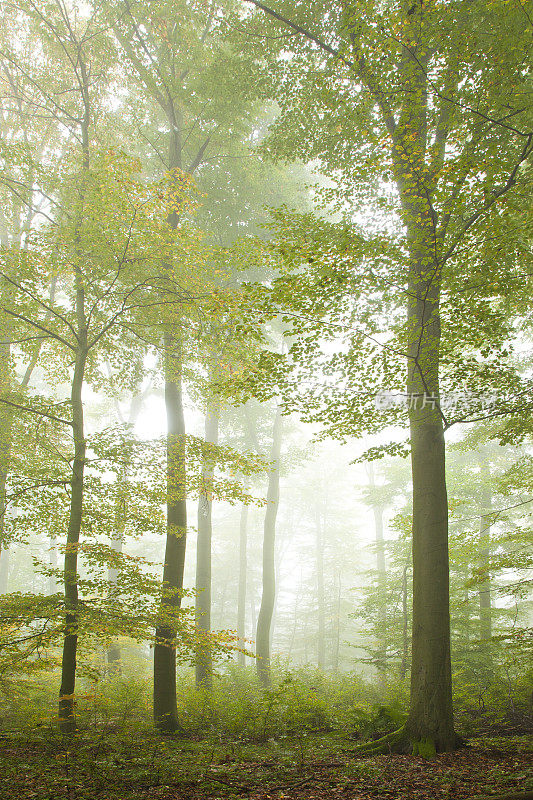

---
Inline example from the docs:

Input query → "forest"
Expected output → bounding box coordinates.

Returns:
[0,0,531,798]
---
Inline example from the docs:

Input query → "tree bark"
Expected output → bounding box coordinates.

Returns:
[0,544,9,594]
[315,506,326,670]
[403,216,454,750]
[256,405,283,686]
[107,388,145,671]
[195,401,220,689]
[333,571,341,672]
[400,564,409,680]
[154,333,187,731]
[478,474,492,667]
[58,88,90,732]
[153,119,189,732]
[237,501,249,666]
[58,339,88,733]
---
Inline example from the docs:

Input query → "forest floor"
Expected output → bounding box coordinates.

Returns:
[0,729,532,800]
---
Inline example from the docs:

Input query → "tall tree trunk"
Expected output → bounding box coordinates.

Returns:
[195,402,220,689]
[287,579,301,664]
[237,501,249,666]
[154,121,188,732]
[367,464,387,674]
[0,544,9,593]
[333,571,341,673]
[58,338,88,733]
[400,564,409,680]
[154,334,187,731]
[58,91,90,732]
[250,579,256,637]
[107,388,145,671]
[463,569,471,647]
[256,405,283,687]
[107,499,125,672]
[403,209,454,750]
[478,475,492,668]
[315,506,326,670]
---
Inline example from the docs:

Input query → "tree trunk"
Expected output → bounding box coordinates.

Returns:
[478,476,492,668]
[287,579,301,664]
[154,121,188,732]
[195,402,220,689]
[154,333,187,731]
[107,386,145,671]
[0,544,9,594]
[333,571,341,672]
[367,464,387,674]
[256,405,283,687]
[404,223,454,750]
[315,507,326,670]
[107,505,124,672]
[400,564,409,680]
[58,340,88,733]
[237,501,249,666]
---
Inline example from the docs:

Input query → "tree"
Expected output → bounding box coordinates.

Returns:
[110,0,269,729]
[256,403,283,686]
[234,0,533,751]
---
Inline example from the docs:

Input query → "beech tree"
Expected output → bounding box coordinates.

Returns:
[233,0,533,752]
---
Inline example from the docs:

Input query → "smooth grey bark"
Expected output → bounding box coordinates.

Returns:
[404,218,454,749]
[58,337,88,733]
[154,331,187,731]
[478,474,493,665]
[58,80,91,732]
[107,501,125,672]
[400,564,409,680]
[153,118,189,732]
[256,405,283,686]
[195,402,220,689]
[0,544,9,593]
[287,579,301,664]
[367,464,387,673]
[333,571,341,673]
[107,386,145,671]
[250,579,256,637]
[315,506,326,670]
[237,501,249,666]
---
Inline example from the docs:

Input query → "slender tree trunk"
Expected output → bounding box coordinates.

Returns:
[367,464,387,674]
[463,569,471,647]
[195,402,220,689]
[333,571,341,673]
[107,386,145,670]
[256,406,283,687]
[287,580,301,664]
[58,339,88,733]
[478,476,492,668]
[250,579,256,637]
[154,120,188,732]
[237,501,249,666]
[107,502,125,672]
[315,507,326,670]
[0,544,9,593]
[154,334,187,731]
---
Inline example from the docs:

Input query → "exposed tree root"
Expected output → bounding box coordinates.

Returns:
[355,727,465,756]
[355,727,411,755]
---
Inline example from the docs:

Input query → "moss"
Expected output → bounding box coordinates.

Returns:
[412,737,437,758]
